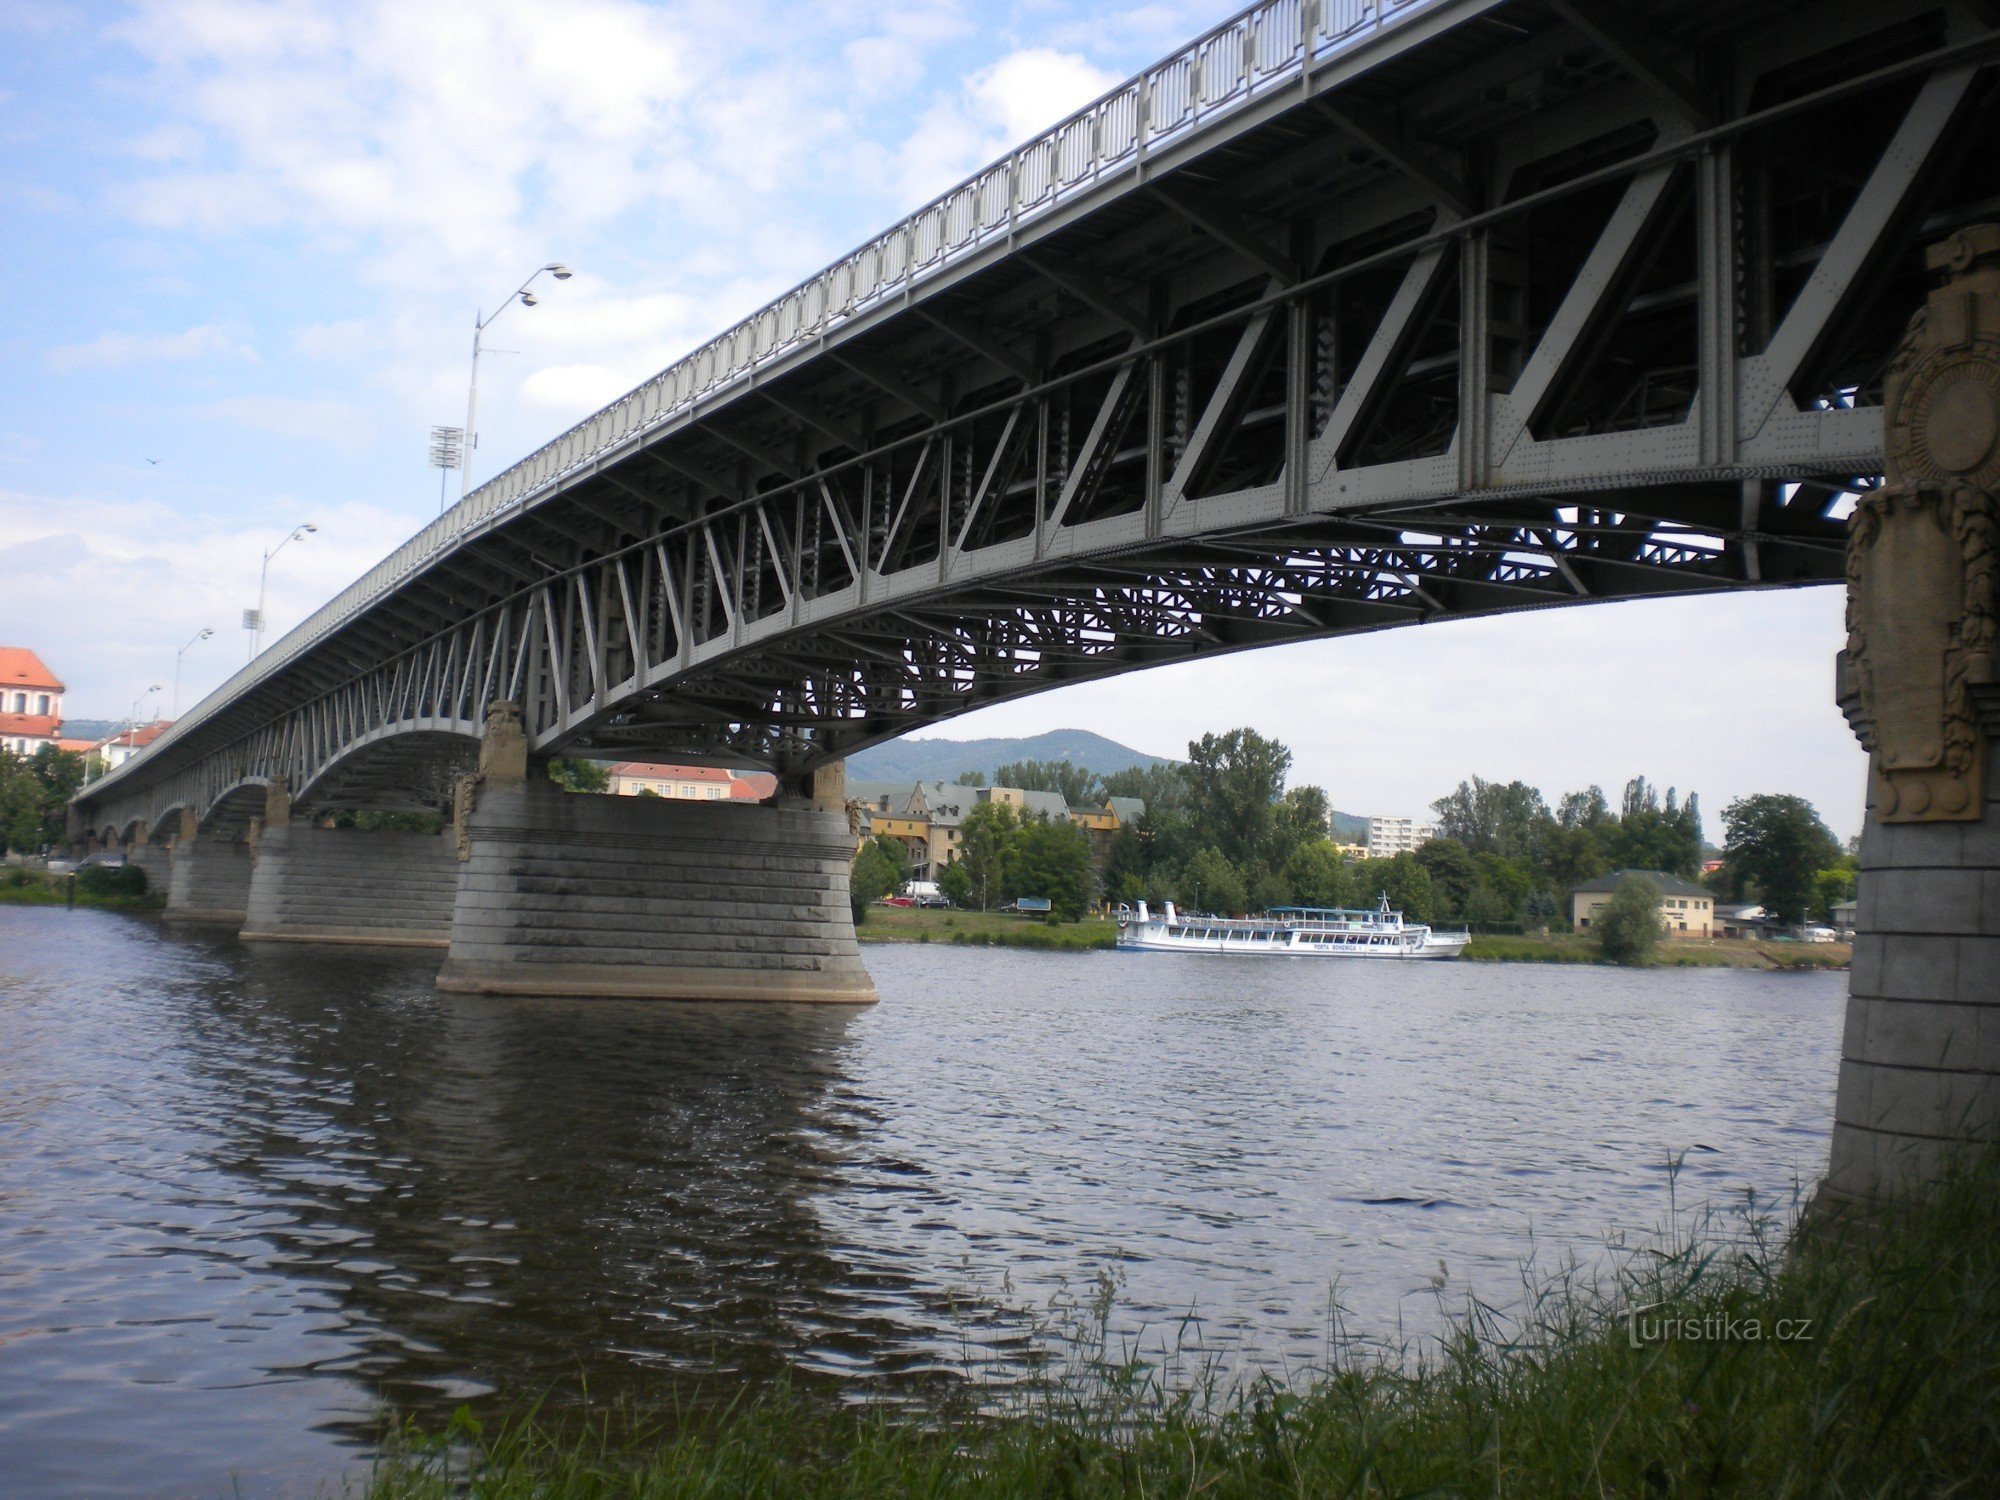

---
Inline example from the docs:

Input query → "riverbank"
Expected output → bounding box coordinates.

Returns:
[371,1148,1998,1496]
[855,905,1116,950]
[0,868,164,912]
[1465,932,1849,969]
[854,910,1847,968]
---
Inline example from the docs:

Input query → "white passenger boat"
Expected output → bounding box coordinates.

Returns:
[1114,893,1469,959]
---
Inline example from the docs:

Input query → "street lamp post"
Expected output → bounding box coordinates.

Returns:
[172,626,213,718]
[461,262,572,500]
[124,684,162,762]
[249,524,317,661]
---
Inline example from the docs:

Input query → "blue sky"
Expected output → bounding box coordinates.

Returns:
[0,0,1865,837]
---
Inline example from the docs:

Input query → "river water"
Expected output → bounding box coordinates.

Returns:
[0,907,1844,1497]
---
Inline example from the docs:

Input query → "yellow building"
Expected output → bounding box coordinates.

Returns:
[1571,870,1715,937]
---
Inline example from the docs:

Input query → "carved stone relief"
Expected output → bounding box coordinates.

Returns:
[1845,226,2000,822]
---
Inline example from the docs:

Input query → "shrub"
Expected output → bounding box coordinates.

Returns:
[1595,875,1661,966]
[78,863,148,897]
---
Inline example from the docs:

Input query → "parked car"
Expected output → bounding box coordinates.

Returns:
[914,894,953,909]
[45,858,76,875]
[1801,925,1838,943]
[77,852,126,870]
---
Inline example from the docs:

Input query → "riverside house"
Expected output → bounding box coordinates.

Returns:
[1571,870,1715,937]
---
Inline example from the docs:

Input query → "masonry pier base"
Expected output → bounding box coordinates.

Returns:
[239,824,458,948]
[435,778,875,1003]
[163,838,254,926]
[1826,226,2000,1202]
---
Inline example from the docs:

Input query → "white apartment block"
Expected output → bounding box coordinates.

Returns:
[1365,816,1437,859]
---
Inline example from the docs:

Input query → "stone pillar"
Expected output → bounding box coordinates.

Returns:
[1829,225,2000,1200]
[240,824,459,948]
[125,819,170,891]
[164,837,255,925]
[436,778,876,1003]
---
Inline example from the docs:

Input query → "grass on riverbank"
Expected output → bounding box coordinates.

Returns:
[856,904,1117,950]
[0,867,165,912]
[372,1148,2000,1498]
[1466,931,1850,970]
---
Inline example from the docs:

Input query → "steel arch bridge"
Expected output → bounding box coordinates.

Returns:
[75,0,2000,839]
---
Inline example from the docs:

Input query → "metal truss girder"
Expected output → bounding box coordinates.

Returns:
[75,3,2000,829]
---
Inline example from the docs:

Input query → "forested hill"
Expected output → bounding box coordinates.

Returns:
[848,730,1167,784]
[847,728,1371,837]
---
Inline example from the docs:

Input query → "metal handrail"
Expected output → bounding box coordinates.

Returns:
[89,0,1436,798]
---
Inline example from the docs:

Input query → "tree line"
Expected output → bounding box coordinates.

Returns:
[0,746,85,855]
[948,729,1854,929]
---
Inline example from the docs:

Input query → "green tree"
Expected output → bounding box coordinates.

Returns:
[1101,763,1188,818]
[1813,858,1859,922]
[0,745,86,854]
[1273,783,1332,867]
[1184,728,1291,868]
[953,770,988,787]
[1470,852,1534,929]
[1010,815,1095,919]
[1181,846,1248,915]
[870,834,913,890]
[547,758,611,793]
[1556,785,1611,830]
[1603,783,1701,879]
[937,861,973,908]
[956,800,1018,911]
[1595,874,1662,965]
[1431,777,1551,860]
[1281,839,1356,908]
[1722,794,1842,923]
[994,758,1102,807]
[1522,889,1560,933]
[331,809,445,833]
[1414,838,1480,920]
[1352,854,1434,924]
[848,843,901,922]
[1538,823,1608,892]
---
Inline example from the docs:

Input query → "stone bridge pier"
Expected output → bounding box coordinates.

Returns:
[434,704,874,1003]
[1829,227,2000,1202]
[238,778,459,949]
[161,809,255,926]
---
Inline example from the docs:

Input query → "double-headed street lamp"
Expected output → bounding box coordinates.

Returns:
[248,523,317,661]
[124,684,162,756]
[172,626,213,717]
[461,262,572,499]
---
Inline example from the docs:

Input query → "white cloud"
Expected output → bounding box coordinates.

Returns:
[516,363,640,421]
[0,484,423,717]
[47,323,254,371]
[896,46,1119,204]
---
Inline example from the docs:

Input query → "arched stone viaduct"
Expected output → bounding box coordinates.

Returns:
[72,0,2000,1201]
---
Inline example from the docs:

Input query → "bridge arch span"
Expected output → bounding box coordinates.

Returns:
[292,727,481,813]
[200,779,273,840]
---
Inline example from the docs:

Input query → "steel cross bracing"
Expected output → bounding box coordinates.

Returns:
[76,0,2000,838]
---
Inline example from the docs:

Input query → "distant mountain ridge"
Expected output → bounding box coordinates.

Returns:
[57,718,120,741]
[848,728,1372,839]
[848,729,1167,784]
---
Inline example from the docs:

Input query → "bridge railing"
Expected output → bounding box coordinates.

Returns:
[85,0,1436,800]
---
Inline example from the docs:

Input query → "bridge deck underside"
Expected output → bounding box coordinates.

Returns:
[78,0,2000,828]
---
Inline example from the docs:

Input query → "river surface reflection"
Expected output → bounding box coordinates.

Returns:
[0,907,1844,1496]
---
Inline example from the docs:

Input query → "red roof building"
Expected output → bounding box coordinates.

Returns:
[94,719,174,769]
[0,647,67,756]
[605,761,775,803]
